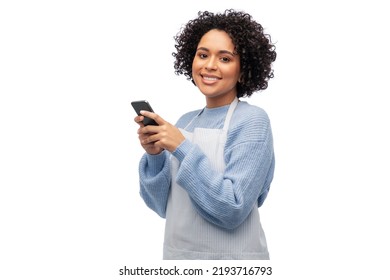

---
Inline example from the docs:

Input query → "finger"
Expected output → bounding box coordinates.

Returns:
[143,132,163,145]
[134,115,145,127]
[139,124,161,135]
[139,132,156,144]
[140,110,165,126]
[141,134,158,145]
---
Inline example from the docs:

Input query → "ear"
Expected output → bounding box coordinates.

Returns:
[238,72,244,83]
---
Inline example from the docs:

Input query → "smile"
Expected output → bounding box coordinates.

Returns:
[201,74,221,83]
[203,76,218,81]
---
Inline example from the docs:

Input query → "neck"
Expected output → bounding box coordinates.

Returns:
[205,95,236,108]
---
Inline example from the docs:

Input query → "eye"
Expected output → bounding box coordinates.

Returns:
[199,53,208,59]
[220,57,231,63]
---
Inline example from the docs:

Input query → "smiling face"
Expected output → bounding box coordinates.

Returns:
[192,29,241,108]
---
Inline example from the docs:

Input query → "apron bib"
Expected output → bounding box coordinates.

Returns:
[163,98,269,260]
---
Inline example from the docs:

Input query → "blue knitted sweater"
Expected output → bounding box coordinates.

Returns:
[139,101,275,230]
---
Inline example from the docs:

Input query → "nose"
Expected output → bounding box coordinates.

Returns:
[205,56,217,70]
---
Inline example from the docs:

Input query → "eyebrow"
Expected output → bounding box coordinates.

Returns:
[196,47,236,56]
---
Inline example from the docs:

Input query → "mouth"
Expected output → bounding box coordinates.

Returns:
[200,74,221,83]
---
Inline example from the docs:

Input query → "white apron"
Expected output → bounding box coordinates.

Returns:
[163,98,269,260]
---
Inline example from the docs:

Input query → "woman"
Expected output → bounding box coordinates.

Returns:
[134,9,276,260]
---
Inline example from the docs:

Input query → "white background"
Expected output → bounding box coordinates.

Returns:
[1,0,389,279]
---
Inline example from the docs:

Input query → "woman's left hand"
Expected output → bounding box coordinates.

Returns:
[137,110,185,153]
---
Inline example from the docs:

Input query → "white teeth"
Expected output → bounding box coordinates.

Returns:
[203,76,218,81]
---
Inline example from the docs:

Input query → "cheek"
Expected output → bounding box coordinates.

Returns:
[192,59,203,80]
[191,59,199,84]
[233,65,241,81]
[192,57,200,71]
[225,66,241,81]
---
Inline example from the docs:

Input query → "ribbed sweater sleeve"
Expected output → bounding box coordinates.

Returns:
[139,151,171,217]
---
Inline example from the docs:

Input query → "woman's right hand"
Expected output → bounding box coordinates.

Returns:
[134,115,164,155]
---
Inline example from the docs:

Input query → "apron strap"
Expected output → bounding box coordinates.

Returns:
[222,97,239,131]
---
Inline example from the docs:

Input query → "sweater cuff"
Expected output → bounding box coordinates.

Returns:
[145,151,167,174]
[172,139,192,162]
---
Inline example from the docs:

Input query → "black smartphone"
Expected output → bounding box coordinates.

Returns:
[131,100,158,126]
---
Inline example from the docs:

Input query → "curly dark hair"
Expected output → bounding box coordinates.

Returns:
[172,9,276,98]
